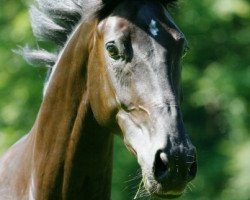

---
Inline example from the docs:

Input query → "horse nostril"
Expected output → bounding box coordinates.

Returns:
[187,161,197,181]
[154,151,170,181]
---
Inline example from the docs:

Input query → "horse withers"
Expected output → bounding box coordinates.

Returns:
[0,0,197,199]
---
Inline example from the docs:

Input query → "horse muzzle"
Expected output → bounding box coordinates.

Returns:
[150,145,197,196]
[117,105,197,198]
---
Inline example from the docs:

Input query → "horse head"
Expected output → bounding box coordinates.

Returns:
[87,0,197,198]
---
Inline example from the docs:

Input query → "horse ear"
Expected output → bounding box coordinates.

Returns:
[44,18,97,96]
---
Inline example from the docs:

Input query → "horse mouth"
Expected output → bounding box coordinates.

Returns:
[142,176,185,199]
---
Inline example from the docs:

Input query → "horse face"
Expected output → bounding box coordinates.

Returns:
[94,1,197,198]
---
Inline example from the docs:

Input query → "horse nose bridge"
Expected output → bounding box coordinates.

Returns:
[150,102,180,115]
[149,104,184,130]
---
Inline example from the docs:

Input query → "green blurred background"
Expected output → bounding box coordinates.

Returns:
[0,0,250,199]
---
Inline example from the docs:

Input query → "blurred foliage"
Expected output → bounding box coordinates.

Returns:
[0,0,249,199]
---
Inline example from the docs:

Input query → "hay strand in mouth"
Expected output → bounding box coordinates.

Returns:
[133,179,144,199]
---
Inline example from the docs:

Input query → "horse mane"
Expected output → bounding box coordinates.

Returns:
[22,0,178,67]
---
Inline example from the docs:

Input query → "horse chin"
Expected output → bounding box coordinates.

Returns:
[142,176,185,199]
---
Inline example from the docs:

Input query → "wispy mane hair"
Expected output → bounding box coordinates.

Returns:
[22,0,178,67]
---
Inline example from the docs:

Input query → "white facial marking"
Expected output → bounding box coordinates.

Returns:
[149,19,159,36]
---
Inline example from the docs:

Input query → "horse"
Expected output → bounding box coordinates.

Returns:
[0,0,197,199]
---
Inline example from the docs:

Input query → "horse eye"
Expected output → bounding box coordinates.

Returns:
[106,42,120,60]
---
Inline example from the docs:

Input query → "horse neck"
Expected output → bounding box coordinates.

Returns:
[30,41,113,200]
